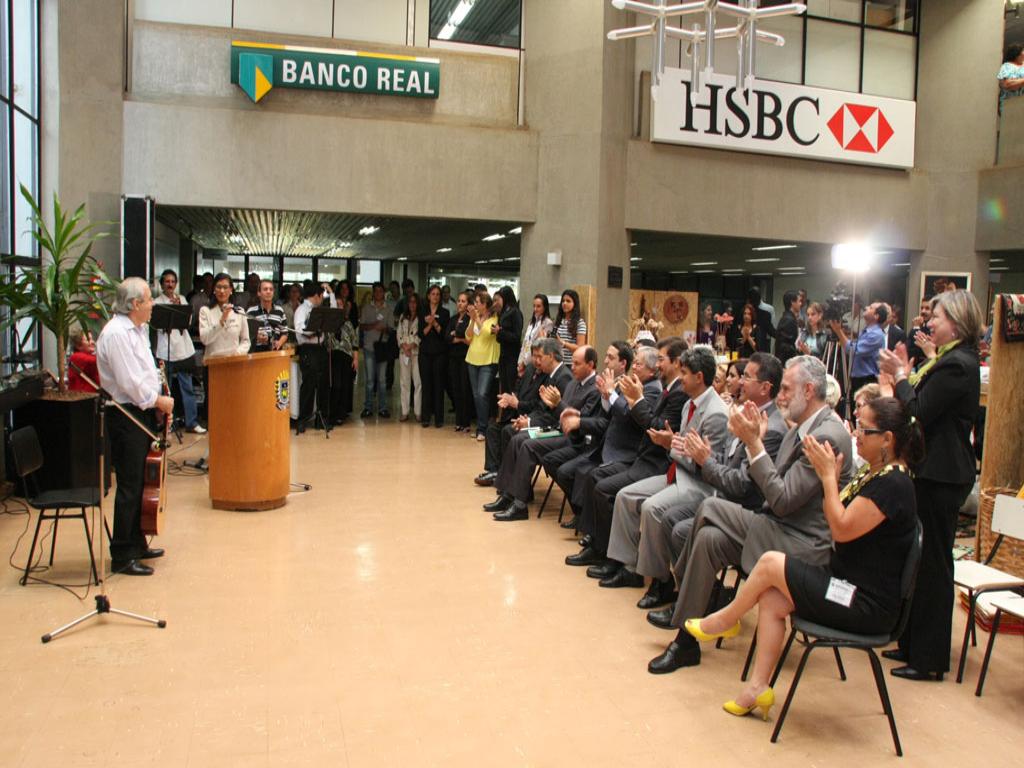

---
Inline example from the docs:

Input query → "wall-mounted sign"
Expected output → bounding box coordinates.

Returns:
[230,41,440,104]
[652,67,916,170]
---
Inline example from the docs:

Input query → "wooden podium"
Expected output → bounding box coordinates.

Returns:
[205,349,293,510]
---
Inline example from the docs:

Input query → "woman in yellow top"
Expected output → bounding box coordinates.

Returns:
[465,292,500,441]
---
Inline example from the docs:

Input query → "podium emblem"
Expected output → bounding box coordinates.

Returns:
[275,370,290,411]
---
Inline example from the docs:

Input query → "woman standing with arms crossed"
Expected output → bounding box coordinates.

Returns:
[465,292,500,441]
[419,285,450,429]
[447,291,473,432]
[878,289,982,681]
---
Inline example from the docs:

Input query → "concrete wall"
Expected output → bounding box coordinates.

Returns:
[977,165,1024,253]
[997,96,1024,166]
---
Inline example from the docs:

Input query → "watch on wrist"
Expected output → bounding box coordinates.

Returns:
[895,368,906,380]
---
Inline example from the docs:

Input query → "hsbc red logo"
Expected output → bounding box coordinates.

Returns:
[827,103,894,154]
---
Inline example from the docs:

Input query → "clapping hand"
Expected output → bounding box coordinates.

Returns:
[914,330,936,360]
[560,407,581,434]
[540,384,562,408]
[802,434,843,484]
[877,371,895,397]
[729,401,767,451]
[878,342,910,377]
[681,430,713,466]
[618,373,644,404]
[595,368,615,397]
[646,421,675,450]
[512,415,529,431]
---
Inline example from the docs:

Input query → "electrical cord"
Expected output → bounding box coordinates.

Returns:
[3,495,94,601]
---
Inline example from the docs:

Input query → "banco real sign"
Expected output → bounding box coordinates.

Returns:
[652,67,915,169]
[230,41,440,103]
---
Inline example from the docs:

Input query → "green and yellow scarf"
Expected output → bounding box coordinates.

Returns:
[908,339,961,387]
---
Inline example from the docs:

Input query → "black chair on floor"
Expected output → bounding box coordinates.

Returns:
[769,522,923,757]
[9,426,102,586]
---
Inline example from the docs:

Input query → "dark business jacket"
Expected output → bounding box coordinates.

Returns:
[894,343,979,486]
[417,307,450,356]
[526,363,573,429]
[495,308,524,363]
[754,307,775,353]
[699,401,787,510]
[885,323,907,352]
[628,378,688,474]
[553,372,601,420]
[775,310,799,363]
[578,378,663,464]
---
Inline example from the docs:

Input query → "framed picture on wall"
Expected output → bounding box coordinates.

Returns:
[919,272,972,304]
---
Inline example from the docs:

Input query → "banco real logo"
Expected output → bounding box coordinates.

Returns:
[231,41,440,103]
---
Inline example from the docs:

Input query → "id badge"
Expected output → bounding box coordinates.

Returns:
[825,577,857,608]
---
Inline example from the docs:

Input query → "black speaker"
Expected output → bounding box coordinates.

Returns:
[121,195,154,280]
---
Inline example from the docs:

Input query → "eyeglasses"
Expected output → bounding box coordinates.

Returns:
[853,424,886,435]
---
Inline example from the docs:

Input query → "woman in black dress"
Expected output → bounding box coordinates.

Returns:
[446,291,473,432]
[493,286,523,399]
[681,397,921,721]
[878,289,982,681]
[735,303,758,357]
[418,285,450,428]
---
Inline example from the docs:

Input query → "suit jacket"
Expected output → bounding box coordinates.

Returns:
[506,363,546,423]
[754,307,775,353]
[630,378,688,473]
[894,343,979,485]
[526,363,574,429]
[906,325,930,368]
[578,378,663,464]
[555,373,601,420]
[742,406,854,573]
[885,323,907,352]
[699,401,787,510]
[495,307,524,363]
[668,388,730,480]
[775,310,799,363]
[417,307,451,356]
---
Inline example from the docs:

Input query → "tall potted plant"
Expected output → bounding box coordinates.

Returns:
[0,184,115,392]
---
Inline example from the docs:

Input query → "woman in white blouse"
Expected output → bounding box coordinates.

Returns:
[199,273,251,358]
[396,292,422,422]
[517,293,553,375]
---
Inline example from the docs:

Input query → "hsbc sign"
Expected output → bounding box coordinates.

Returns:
[652,67,916,169]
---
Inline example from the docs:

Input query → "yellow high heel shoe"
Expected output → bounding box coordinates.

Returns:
[684,617,741,642]
[723,688,775,721]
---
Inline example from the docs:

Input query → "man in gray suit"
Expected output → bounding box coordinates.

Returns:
[599,347,730,588]
[647,355,854,674]
[635,352,787,609]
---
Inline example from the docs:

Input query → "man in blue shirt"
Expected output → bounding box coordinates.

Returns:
[830,301,887,396]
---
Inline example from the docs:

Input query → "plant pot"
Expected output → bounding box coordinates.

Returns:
[13,392,101,492]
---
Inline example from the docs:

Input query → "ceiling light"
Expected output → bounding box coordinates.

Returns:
[752,244,797,251]
[359,226,379,236]
[890,262,910,267]
[483,233,506,242]
[990,267,1009,272]
[690,261,717,266]
[436,247,452,253]
[488,258,503,263]
[693,269,715,274]
[747,257,780,263]
[336,241,352,248]
[831,242,874,273]
[630,257,642,262]
[751,272,772,276]
[397,257,408,262]
[438,0,474,39]
[630,242,638,247]
[474,259,488,264]
[504,257,520,262]
[991,258,1005,263]
[508,226,522,235]
[721,268,744,273]
[670,270,688,274]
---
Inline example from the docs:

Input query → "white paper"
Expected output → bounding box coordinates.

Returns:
[825,577,857,608]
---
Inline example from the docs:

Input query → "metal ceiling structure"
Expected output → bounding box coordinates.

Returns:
[156,205,523,264]
[429,0,522,48]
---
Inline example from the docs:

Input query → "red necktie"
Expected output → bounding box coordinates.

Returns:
[666,401,697,483]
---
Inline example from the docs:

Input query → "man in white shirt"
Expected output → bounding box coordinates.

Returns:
[96,277,175,576]
[153,269,204,433]
[294,282,327,432]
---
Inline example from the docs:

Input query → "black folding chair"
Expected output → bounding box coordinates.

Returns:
[9,426,102,586]
[769,522,924,757]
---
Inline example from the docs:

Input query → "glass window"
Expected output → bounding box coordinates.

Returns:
[1,1,9,100]
[12,0,37,117]
[13,110,38,258]
[283,257,314,284]
[233,0,334,39]
[430,0,522,49]
[0,102,9,255]
[316,258,349,283]
[865,1,916,33]
[757,15,804,85]
[805,19,861,93]
[247,255,279,281]
[355,259,381,285]
[134,0,232,28]
[334,0,406,45]
[862,29,915,100]
[806,0,862,23]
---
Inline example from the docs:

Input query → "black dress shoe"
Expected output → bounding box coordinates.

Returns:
[647,607,675,630]
[560,516,579,530]
[578,534,593,547]
[139,548,164,560]
[474,472,496,487]
[360,409,372,418]
[599,568,644,589]
[110,559,154,576]
[565,546,606,567]
[648,641,701,674]
[637,579,677,609]
[586,561,620,579]
[493,504,529,521]
[483,495,512,512]
[890,665,944,682]
[881,649,908,662]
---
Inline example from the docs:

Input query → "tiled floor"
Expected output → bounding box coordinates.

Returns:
[1,419,1021,766]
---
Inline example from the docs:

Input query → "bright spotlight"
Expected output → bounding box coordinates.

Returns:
[830,243,875,273]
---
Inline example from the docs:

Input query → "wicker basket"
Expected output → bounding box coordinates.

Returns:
[976,487,1024,577]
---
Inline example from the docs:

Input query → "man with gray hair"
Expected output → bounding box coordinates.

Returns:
[646,355,854,673]
[96,277,175,576]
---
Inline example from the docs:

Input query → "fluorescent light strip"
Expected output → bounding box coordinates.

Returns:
[990,267,1009,272]
[482,233,505,242]
[693,269,715,274]
[751,244,797,251]
[721,268,744,273]
[890,262,910,267]
[436,247,452,253]
[991,258,1005,263]
[630,257,642,262]
[690,261,718,266]
[747,257,780,263]
[508,226,522,235]
[669,270,688,274]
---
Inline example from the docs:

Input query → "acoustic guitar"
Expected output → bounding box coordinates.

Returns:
[141,363,170,535]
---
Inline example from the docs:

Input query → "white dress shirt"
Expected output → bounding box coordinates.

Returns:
[153,292,196,362]
[293,299,321,345]
[96,313,161,409]
[199,304,251,358]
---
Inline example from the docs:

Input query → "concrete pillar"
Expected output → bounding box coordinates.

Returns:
[913,0,1002,311]
[519,0,633,349]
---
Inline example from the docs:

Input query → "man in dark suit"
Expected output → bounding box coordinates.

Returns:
[905,298,932,369]
[775,289,802,363]
[565,337,689,567]
[748,287,776,354]
[490,344,599,521]
[475,341,549,486]
[544,343,662,530]
[882,302,907,351]
[646,355,854,674]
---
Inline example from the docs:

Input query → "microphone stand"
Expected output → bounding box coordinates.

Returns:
[41,362,166,643]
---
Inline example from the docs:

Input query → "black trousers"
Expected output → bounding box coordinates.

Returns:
[329,350,355,422]
[581,461,657,554]
[484,421,517,472]
[498,354,518,396]
[544,449,598,510]
[298,344,329,422]
[449,356,472,429]
[107,406,156,561]
[495,432,568,503]
[898,478,972,674]
[419,351,447,427]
